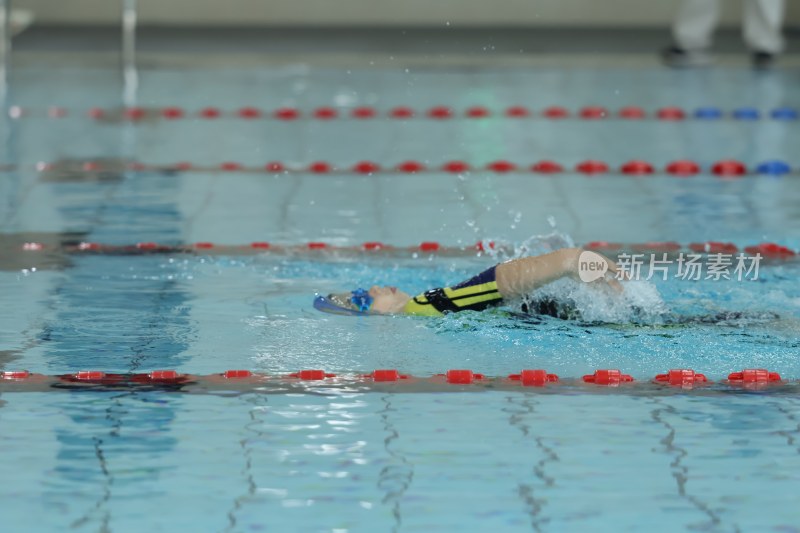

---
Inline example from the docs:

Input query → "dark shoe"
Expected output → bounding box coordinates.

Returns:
[661,46,713,68]
[752,51,775,70]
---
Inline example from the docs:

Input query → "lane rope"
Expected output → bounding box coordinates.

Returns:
[28,158,798,176]
[9,105,800,122]
[11,240,798,258]
[0,368,788,393]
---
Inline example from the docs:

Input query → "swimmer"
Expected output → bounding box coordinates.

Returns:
[314,247,623,317]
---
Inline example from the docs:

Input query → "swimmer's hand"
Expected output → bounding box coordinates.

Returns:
[571,249,627,293]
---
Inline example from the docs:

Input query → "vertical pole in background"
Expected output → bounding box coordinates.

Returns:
[122,0,138,107]
[0,0,11,101]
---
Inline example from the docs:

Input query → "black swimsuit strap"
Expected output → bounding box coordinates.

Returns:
[424,288,461,314]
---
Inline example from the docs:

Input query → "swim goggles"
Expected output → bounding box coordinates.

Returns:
[313,288,374,316]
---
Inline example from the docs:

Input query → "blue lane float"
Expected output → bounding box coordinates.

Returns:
[733,107,760,120]
[694,107,723,119]
[756,160,792,175]
[771,107,799,120]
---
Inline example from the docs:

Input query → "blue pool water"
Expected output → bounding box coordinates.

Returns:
[2,61,800,532]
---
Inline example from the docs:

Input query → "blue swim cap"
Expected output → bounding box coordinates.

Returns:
[313,288,374,316]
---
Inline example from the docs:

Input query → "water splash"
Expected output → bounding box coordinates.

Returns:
[518,278,669,324]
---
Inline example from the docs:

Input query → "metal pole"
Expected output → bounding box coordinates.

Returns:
[0,0,11,99]
[121,0,138,106]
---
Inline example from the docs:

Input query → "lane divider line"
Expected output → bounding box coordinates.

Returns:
[10,240,798,258]
[10,105,800,123]
[0,368,788,393]
[30,158,798,176]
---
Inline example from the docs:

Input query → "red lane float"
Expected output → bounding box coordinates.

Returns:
[654,369,708,387]
[665,160,701,176]
[75,370,107,381]
[584,241,623,251]
[487,160,516,173]
[443,369,485,384]
[397,160,426,173]
[428,106,453,119]
[314,107,338,119]
[619,106,646,119]
[505,106,530,118]
[288,370,337,380]
[743,243,796,258]
[727,369,781,384]
[223,370,253,378]
[275,107,300,120]
[621,160,655,175]
[362,241,385,251]
[531,160,564,174]
[419,241,441,252]
[657,107,686,120]
[475,240,495,252]
[200,107,221,118]
[508,369,560,386]
[353,161,380,174]
[124,107,146,120]
[466,106,490,118]
[543,106,570,119]
[162,107,184,119]
[576,160,610,175]
[352,106,376,119]
[238,107,262,119]
[2,370,31,379]
[712,159,747,177]
[390,106,415,118]
[309,161,332,173]
[442,161,470,173]
[362,369,410,382]
[582,369,634,386]
[580,106,609,119]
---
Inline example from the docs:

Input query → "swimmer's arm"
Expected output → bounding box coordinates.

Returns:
[495,248,621,298]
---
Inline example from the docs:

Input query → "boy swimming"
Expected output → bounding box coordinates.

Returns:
[314,247,623,317]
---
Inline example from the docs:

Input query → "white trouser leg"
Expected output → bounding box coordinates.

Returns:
[672,0,721,51]
[743,0,785,53]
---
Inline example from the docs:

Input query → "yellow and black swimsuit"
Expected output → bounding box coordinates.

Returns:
[403,266,504,316]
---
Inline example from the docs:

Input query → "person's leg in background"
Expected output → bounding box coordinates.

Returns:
[663,0,720,67]
[744,0,785,68]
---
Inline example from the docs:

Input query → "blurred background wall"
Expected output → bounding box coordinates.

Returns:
[15,0,800,26]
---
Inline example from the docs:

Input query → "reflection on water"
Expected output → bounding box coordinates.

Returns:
[0,231,87,271]
[38,158,128,184]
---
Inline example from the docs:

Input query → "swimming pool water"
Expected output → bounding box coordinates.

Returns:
[2,61,800,532]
